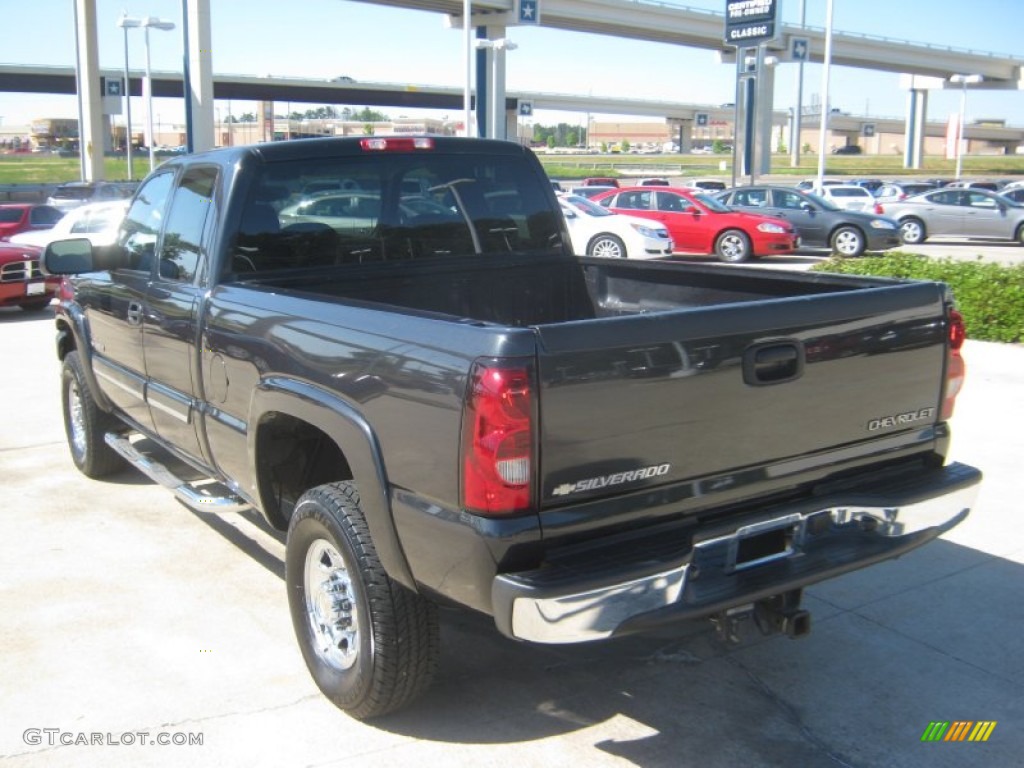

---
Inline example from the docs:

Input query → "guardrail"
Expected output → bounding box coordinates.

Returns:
[0,184,57,203]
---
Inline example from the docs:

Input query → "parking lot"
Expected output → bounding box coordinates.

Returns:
[1,306,1022,768]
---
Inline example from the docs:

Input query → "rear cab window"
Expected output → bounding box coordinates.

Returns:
[232,149,563,271]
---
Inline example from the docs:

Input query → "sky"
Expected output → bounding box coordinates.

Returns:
[1,0,1023,133]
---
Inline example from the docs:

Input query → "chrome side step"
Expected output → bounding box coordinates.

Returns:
[104,433,251,514]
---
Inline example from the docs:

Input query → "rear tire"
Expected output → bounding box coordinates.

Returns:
[587,233,627,258]
[61,350,124,478]
[286,481,440,719]
[715,229,751,263]
[899,217,926,245]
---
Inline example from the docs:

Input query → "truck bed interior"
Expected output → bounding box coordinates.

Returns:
[238,255,866,328]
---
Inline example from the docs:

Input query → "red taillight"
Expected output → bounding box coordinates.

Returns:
[461,360,534,515]
[873,202,884,215]
[359,137,434,152]
[941,310,967,420]
[948,309,966,351]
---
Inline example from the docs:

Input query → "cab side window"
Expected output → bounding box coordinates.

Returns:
[775,191,805,210]
[616,191,651,211]
[119,171,175,272]
[158,166,218,283]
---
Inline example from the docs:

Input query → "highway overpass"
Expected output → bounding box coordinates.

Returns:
[47,0,1024,180]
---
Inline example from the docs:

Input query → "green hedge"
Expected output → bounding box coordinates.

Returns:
[812,252,1024,344]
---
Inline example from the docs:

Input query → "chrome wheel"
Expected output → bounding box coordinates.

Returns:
[67,378,87,459]
[832,226,865,257]
[588,234,626,258]
[304,538,361,672]
[899,218,925,245]
[716,230,751,262]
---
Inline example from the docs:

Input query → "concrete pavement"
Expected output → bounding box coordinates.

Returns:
[1,306,1021,768]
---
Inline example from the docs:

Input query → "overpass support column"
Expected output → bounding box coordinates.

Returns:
[904,86,928,169]
[677,120,693,154]
[74,0,105,180]
[755,55,776,175]
[185,0,214,152]
[476,24,514,140]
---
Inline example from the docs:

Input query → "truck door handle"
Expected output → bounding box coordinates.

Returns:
[126,301,144,326]
[743,342,804,386]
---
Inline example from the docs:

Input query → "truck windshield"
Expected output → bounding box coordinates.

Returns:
[234,152,563,270]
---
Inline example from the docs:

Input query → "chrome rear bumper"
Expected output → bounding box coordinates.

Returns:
[493,462,981,644]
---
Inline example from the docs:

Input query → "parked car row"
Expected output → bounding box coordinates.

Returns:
[0,196,132,313]
[880,187,1024,245]
[714,186,900,257]
[591,186,799,263]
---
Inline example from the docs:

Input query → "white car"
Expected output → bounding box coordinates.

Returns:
[9,199,129,248]
[816,184,881,213]
[559,194,673,259]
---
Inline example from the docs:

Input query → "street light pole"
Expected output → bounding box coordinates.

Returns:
[950,74,983,180]
[142,16,176,173]
[463,0,472,136]
[117,14,140,180]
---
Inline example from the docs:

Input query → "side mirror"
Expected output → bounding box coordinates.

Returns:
[43,239,129,275]
[43,238,94,275]
[800,202,814,212]
[562,209,577,219]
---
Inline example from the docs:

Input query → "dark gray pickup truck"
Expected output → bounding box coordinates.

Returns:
[46,136,981,719]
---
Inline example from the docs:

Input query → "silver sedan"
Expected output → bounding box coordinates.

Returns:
[881,188,1024,245]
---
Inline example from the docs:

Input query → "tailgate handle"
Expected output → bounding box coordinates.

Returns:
[744,342,804,386]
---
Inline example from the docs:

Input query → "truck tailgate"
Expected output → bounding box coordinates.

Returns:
[534,281,950,510]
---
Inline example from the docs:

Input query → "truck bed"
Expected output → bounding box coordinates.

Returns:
[241,253,876,327]
[238,255,952,521]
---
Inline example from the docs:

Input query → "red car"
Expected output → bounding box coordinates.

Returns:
[0,203,64,240]
[592,186,799,262]
[0,242,60,311]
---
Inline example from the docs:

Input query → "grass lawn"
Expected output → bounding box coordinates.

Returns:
[3,151,1024,185]
[537,152,1024,181]
[0,155,140,184]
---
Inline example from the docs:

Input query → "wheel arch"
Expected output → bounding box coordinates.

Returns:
[828,222,866,241]
[250,377,416,591]
[898,215,927,237]
[55,304,117,414]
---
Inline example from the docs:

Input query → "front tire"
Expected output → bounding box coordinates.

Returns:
[286,481,440,719]
[61,350,123,478]
[587,233,627,258]
[899,217,927,245]
[830,226,866,257]
[715,229,751,263]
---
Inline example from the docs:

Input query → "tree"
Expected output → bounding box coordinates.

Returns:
[620,139,631,153]
[354,107,389,122]
[238,112,256,123]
